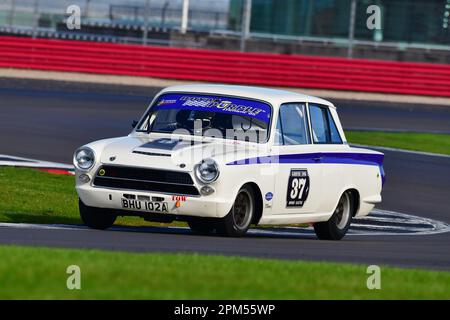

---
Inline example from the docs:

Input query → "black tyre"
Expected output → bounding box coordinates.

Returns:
[216,185,255,237]
[314,192,353,240]
[79,198,117,230]
[187,219,216,234]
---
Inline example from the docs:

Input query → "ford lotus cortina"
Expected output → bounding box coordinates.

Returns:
[74,85,384,240]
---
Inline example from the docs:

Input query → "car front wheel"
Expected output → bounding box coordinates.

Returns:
[217,185,255,237]
[79,199,117,230]
[313,192,353,240]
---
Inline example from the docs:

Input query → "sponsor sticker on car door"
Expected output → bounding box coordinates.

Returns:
[286,169,310,207]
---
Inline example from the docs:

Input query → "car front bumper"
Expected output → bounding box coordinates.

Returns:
[76,184,233,219]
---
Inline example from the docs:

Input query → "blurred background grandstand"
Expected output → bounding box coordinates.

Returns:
[0,0,449,62]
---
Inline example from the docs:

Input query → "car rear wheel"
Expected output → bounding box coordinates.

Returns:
[313,192,353,240]
[79,199,117,230]
[217,185,255,237]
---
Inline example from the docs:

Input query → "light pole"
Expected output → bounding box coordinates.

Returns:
[348,0,357,58]
[86,0,91,18]
[32,0,39,39]
[143,0,150,45]
[181,0,189,34]
[240,0,252,52]
[9,0,16,26]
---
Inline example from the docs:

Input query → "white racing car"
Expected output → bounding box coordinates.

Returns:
[74,85,384,240]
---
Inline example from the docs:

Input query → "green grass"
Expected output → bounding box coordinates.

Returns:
[0,245,448,299]
[0,167,181,227]
[347,131,450,155]
[0,167,79,224]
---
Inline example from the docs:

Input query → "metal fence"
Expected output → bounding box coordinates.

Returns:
[0,0,229,46]
[0,0,228,29]
[0,0,449,54]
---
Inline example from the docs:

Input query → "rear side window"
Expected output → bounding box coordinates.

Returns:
[328,109,343,143]
[309,104,342,144]
[309,105,329,143]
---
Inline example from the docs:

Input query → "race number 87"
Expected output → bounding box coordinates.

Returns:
[286,169,310,207]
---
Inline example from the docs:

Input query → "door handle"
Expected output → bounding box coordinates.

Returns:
[313,156,323,162]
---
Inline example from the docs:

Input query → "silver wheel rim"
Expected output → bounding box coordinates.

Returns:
[335,193,351,230]
[232,189,253,230]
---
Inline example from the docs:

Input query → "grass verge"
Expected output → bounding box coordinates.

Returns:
[0,167,179,226]
[346,131,450,155]
[0,245,448,299]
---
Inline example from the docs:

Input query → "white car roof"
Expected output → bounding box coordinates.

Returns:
[159,84,335,109]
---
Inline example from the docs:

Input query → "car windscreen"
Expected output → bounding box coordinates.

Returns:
[137,93,272,143]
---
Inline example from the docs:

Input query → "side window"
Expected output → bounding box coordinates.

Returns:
[328,109,343,144]
[309,105,329,144]
[309,104,343,144]
[275,103,311,145]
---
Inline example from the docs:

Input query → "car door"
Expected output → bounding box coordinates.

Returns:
[308,103,348,213]
[271,103,324,215]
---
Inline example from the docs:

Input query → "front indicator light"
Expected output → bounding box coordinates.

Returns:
[79,174,91,183]
[200,185,215,196]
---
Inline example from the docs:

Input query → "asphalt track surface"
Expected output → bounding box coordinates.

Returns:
[0,78,449,270]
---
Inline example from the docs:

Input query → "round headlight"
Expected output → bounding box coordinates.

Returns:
[74,147,95,170]
[195,159,219,183]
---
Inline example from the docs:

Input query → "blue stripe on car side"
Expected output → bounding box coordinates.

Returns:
[226,152,384,167]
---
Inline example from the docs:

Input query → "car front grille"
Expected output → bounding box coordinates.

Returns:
[93,165,199,196]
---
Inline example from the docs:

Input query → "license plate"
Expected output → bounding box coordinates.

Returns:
[121,199,169,213]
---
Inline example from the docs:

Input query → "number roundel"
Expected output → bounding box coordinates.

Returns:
[286,169,310,207]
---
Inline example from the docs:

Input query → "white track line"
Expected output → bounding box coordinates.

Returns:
[0,222,86,231]
[350,144,450,159]
[350,224,428,232]
[0,154,73,170]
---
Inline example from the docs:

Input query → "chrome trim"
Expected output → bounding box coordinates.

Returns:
[132,150,171,157]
